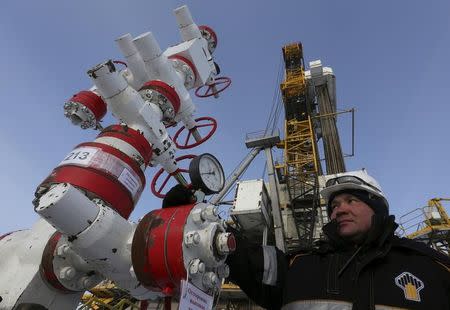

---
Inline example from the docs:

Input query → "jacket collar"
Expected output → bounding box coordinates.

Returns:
[321,214,398,250]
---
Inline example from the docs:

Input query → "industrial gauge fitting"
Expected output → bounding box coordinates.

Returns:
[189,153,225,195]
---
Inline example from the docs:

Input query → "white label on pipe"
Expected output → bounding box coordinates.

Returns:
[58,147,99,167]
[118,168,140,197]
[179,280,213,310]
[57,146,143,200]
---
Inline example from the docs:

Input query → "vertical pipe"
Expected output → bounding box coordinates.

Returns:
[174,5,202,41]
[115,33,150,89]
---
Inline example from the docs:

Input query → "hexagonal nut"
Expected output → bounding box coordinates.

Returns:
[202,272,218,289]
[59,266,76,280]
[191,208,203,224]
[189,259,206,275]
[217,264,230,279]
[184,231,201,247]
[201,205,218,222]
[78,276,95,289]
[57,244,70,257]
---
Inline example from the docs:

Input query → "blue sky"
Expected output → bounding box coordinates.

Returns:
[1,0,450,233]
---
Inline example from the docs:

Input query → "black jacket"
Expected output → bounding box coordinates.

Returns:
[227,215,450,309]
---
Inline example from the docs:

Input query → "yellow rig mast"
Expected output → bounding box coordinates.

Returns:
[279,42,348,251]
[280,43,321,251]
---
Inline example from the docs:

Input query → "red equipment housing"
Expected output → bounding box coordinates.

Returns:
[131,205,195,296]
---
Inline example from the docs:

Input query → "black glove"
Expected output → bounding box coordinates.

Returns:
[162,184,196,208]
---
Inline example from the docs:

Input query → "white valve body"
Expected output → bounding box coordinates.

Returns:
[89,61,178,173]
[133,32,198,129]
[164,38,216,88]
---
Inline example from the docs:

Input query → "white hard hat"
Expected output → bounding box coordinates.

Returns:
[320,169,389,211]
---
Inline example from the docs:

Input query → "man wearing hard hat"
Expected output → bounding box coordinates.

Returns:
[227,169,450,309]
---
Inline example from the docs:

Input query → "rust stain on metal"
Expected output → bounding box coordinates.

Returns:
[131,211,164,290]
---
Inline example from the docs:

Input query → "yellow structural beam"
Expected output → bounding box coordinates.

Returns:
[284,116,319,199]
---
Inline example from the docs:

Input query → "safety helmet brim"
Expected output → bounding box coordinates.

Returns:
[320,170,389,211]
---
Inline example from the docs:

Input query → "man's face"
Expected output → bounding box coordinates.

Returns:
[330,192,374,242]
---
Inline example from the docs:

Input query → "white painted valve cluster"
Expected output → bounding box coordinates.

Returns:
[63,5,219,177]
[88,60,180,175]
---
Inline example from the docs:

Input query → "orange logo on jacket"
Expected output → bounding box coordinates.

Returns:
[395,272,424,302]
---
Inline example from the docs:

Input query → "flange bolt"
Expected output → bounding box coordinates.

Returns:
[59,266,76,280]
[202,272,218,289]
[184,231,201,247]
[189,258,206,275]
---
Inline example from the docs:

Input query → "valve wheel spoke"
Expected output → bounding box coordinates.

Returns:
[173,117,217,149]
[184,130,193,147]
[150,155,196,198]
[158,174,171,194]
[195,123,213,129]
[195,77,232,98]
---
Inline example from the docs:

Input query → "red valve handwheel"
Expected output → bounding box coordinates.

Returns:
[165,121,177,129]
[199,25,218,49]
[195,77,231,98]
[150,154,196,199]
[113,60,128,68]
[173,117,217,150]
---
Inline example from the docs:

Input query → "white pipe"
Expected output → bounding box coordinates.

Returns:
[69,204,158,299]
[116,33,151,89]
[35,183,157,300]
[174,5,202,41]
[88,62,128,99]
[133,32,162,61]
[35,183,100,236]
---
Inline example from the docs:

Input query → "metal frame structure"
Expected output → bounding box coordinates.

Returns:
[398,198,450,255]
[279,43,322,251]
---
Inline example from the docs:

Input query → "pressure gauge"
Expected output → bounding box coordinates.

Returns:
[189,153,225,195]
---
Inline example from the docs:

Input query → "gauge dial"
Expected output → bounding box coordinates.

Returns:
[189,153,225,195]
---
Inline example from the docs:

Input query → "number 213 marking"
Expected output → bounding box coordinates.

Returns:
[64,151,90,161]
